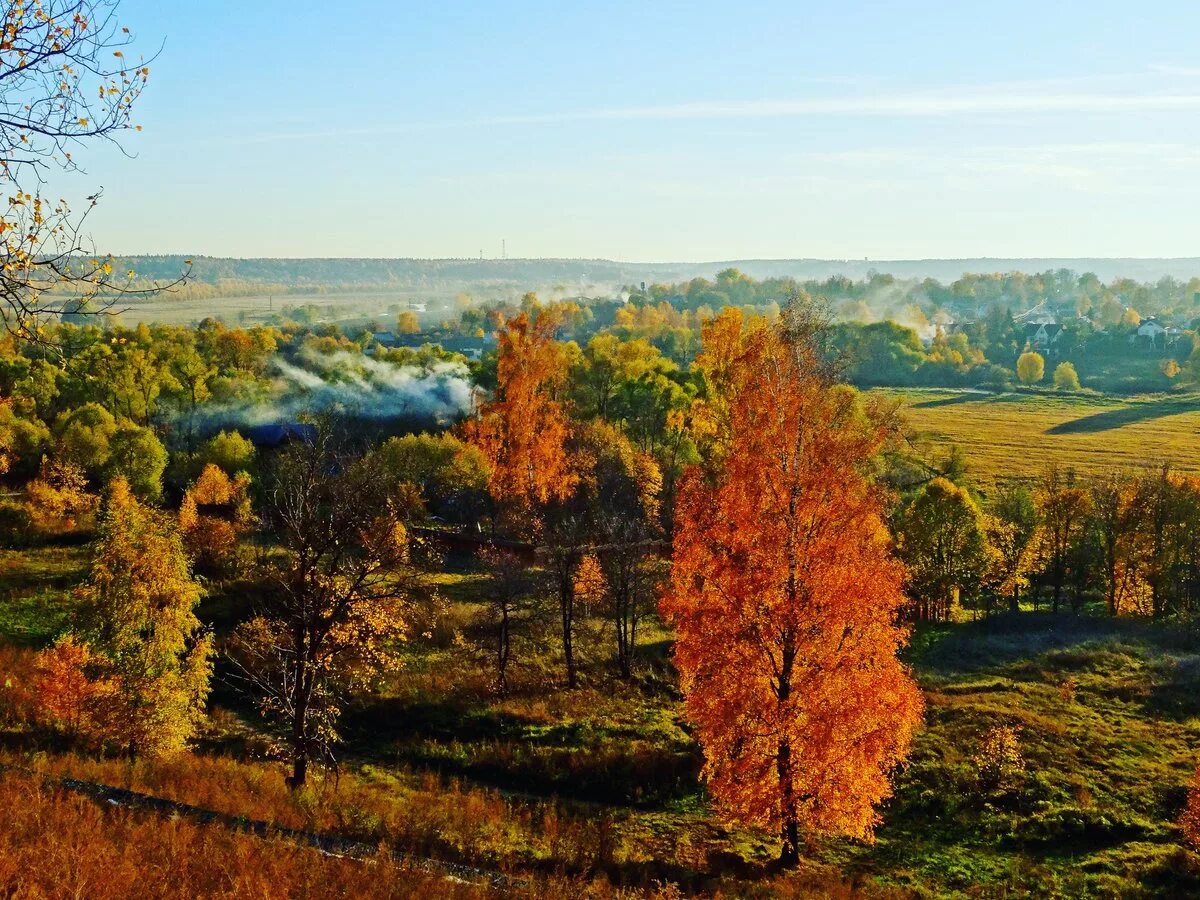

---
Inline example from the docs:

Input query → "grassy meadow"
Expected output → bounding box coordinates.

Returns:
[5,546,1200,896]
[886,389,1200,487]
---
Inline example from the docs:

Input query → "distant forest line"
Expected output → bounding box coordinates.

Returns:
[81,255,1200,294]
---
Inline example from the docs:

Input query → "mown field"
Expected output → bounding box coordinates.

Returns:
[6,545,1200,896]
[885,389,1200,488]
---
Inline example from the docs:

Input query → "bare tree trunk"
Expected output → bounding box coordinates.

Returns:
[497,601,510,695]
[557,553,577,688]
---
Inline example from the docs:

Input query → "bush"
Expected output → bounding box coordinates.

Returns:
[973,724,1025,793]
[1053,362,1081,392]
[0,500,34,547]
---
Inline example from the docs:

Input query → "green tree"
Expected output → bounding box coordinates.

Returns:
[54,403,118,475]
[106,424,168,502]
[198,430,257,476]
[895,477,991,621]
[372,432,489,522]
[75,478,212,757]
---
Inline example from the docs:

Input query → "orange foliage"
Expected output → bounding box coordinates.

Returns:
[1181,761,1200,849]
[464,309,576,533]
[34,634,113,739]
[180,464,252,574]
[661,311,923,864]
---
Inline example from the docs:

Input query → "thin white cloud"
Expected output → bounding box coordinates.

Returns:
[207,74,1200,146]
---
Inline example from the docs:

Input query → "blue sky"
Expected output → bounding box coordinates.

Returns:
[75,1,1200,260]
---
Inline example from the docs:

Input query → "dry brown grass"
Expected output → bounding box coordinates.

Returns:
[0,768,501,899]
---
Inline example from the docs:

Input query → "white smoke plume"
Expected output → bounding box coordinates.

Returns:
[192,348,475,431]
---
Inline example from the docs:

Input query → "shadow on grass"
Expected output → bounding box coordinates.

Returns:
[909,393,989,409]
[1140,652,1200,722]
[1046,398,1199,434]
[343,696,701,809]
[910,612,1181,677]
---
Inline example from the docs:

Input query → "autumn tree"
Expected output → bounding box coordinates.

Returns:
[229,425,419,788]
[894,477,990,622]
[662,307,923,866]
[74,477,212,757]
[1090,472,1149,616]
[178,463,253,576]
[1052,361,1081,392]
[1035,465,1092,613]
[465,308,583,685]
[24,456,96,529]
[984,483,1039,614]
[1016,351,1045,385]
[464,308,577,535]
[396,310,421,334]
[34,633,112,740]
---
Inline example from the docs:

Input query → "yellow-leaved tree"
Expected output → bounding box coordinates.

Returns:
[662,303,923,866]
[72,477,212,756]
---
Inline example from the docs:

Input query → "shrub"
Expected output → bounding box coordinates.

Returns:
[1053,362,1081,392]
[973,724,1025,792]
[0,500,33,547]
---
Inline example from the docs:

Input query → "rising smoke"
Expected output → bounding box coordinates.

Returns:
[193,347,476,432]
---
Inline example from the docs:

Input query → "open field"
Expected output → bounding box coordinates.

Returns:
[886,389,1200,487]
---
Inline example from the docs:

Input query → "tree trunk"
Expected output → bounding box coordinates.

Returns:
[289,630,310,790]
[779,817,801,868]
[776,736,800,867]
[558,554,576,688]
[497,602,510,695]
[290,752,308,790]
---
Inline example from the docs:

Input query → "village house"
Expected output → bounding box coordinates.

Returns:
[1023,321,1063,350]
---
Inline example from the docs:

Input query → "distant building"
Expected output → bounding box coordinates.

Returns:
[371,331,495,361]
[1134,317,1167,349]
[371,331,401,348]
[242,422,318,449]
[1023,322,1063,349]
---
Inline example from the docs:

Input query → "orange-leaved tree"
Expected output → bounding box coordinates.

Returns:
[463,308,576,536]
[662,304,923,866]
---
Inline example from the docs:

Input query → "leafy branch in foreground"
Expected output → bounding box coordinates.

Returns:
[0,0,188,346]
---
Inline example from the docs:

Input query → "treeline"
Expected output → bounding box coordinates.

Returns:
[892,464,1200,622]
[627,267,1200,323]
